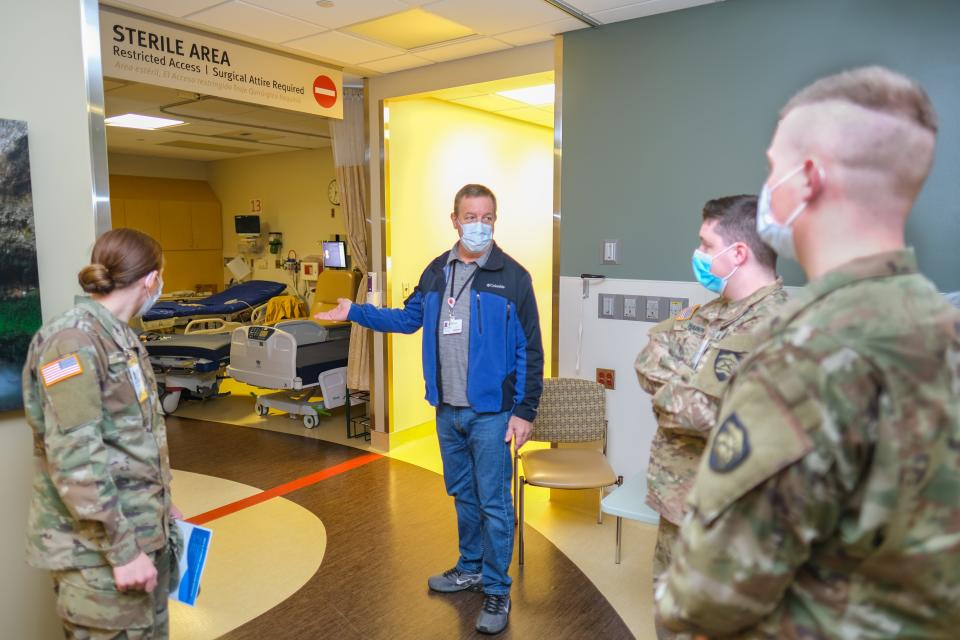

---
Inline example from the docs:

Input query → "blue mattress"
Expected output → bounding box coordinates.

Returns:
[143,280,286,322]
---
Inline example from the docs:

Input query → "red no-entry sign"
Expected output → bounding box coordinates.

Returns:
[313,75,338,109]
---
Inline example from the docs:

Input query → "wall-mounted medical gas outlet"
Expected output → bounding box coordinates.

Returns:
[596,293,689,322]
[596,368,616,390]
[598,293,621,319]
[601,239,621,265]
[645,297,660,321]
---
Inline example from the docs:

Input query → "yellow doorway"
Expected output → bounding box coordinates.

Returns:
[383,72,555,436]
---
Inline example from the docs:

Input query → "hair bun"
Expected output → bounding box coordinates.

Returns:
[78,262,115,294]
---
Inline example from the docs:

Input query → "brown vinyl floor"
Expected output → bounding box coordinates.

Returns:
[166,416,634,639]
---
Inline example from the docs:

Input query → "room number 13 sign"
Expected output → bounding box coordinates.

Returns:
[250,199,262,213]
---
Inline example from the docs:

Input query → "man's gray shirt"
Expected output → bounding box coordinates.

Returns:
[439,242,490,407]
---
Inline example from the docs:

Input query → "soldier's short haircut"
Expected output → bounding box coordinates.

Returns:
[78,228,163,295]
[781,66,937,134]
[453,184,497,216]
[702,195,777,271]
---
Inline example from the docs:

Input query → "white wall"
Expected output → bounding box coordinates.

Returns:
[558,276,801,481]
[108,152,209,181]
[207,147,343,287]
[1,0,103,637]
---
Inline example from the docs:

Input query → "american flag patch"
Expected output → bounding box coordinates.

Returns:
[40,354,84,387]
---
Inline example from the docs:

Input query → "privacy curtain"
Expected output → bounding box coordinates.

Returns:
[330,87,371,391]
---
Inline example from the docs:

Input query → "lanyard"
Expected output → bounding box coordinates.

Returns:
[447,261,479,312]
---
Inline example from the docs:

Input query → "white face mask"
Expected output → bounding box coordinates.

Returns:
[137,273,163,317]
[756,164,811,261]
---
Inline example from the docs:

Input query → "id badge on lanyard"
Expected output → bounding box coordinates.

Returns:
[443,262,475,335]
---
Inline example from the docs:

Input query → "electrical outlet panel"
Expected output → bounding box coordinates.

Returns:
[596,368,616,390]
[598,293,621,319]
[622,295,641,320]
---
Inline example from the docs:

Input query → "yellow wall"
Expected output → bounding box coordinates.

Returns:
[385,97,553,433]
[109,175,224,292]
[207,148,344,287]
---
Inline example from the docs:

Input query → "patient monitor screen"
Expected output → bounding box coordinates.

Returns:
[323,241,347,268]
[235,215,261,234]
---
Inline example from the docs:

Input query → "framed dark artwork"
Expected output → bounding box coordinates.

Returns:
[0,119,40,411]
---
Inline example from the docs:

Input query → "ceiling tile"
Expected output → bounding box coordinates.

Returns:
[592,0,716,23]
[361,54,433,74]
[426,0,570,36]
[497,107,554,127]
[185,1,324,43]
[285,30,404,64]
[109,0,225,18]
[493,17,587,46]
[242,0,409,30]
[345,8,475,50]
[415,37,510,63]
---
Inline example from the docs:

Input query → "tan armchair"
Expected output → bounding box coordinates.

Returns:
[516,377,622,565]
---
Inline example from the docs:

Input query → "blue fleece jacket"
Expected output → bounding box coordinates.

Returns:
[347,243,544,421]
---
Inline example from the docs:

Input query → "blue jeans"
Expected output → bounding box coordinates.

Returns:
[435,405,514,596]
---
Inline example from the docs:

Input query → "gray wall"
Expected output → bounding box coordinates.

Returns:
[560,0,960,289]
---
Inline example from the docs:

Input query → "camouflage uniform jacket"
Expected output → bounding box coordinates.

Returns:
[657,249,960,638]
[635,279,787,525]
[22,298,174,570]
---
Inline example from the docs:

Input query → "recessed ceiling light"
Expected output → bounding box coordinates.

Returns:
[105,113,184,130]
[496,84,555,106]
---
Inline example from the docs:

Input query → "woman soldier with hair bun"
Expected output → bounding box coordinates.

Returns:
[21,228,182,639]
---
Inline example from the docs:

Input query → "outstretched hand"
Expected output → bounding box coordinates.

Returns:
[314,298,353,322]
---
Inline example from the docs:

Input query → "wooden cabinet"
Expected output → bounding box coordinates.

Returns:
[109,177,223,291]
[124,200,160,239]
[190,202,222,250]
[159,201,193,250]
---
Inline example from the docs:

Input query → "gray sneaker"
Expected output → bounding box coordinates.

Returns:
[427,567,483,593]
[475,594,510,635]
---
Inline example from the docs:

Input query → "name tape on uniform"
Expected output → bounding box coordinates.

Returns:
[40,354,84,387]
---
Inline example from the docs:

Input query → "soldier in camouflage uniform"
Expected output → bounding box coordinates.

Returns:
[22,228,182,639]
[635,195,786,638]
[656,67,960,638]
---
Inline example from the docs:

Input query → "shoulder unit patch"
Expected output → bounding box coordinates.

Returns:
[713,349,745,382]
[709,413,750,473]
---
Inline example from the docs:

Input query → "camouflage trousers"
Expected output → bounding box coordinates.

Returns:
[51,548,172,640]
[653,520,692,640]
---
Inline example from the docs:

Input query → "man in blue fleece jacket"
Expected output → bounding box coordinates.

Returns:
[316,183,544,635]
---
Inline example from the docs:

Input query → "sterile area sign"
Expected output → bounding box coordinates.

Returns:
[100,8,343,119]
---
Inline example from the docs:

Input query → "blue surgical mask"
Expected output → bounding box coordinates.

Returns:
[460,222,493,253]
[756,164,810,261]
[691,245,738,295]
[138,274,163,317]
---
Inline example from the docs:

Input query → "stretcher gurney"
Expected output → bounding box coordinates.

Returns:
[142,332,232,413]
[141,280,287,331]
[227,320,350,428]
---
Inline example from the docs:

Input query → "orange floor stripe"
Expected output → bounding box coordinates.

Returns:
[188,453,383,526]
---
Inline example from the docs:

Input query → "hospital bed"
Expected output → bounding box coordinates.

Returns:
[141,280,287,331]
[142,331,232,413]
[227,320,351,428]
